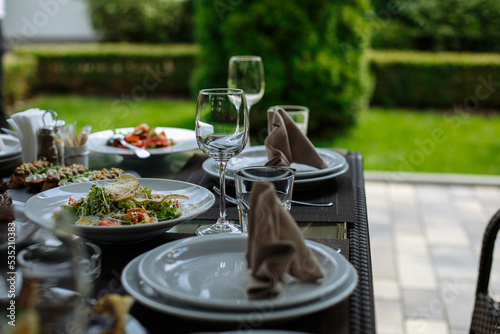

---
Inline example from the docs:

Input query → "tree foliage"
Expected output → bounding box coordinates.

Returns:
[85,0,194,43]
[191,0,373,139]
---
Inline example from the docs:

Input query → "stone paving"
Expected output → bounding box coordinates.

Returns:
[364,171,500,334]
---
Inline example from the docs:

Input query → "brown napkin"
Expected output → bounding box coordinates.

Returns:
[246,182,324,300]
[265,107,328,169]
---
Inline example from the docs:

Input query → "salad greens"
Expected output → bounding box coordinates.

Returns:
[61,183,182,226]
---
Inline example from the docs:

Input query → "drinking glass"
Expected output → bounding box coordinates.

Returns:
[234,166,295,233]
[195,88,249,235]
[268,105,310,135]
[227,56,265,112]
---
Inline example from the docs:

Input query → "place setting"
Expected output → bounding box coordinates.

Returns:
[118,57,358,328]
[121,179,358,325]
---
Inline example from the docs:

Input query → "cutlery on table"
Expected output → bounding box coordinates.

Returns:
[110,133,150,159]
[212,186,333,207]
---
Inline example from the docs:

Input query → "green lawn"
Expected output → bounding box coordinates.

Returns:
[14,95,500,175]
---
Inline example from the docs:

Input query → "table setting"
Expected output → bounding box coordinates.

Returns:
[0,55,374,334]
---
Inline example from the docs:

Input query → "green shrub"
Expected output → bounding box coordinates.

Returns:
[13,43,199,97]
[191,0,373,139]
[85,0,194,43]
[370,50,500,109]
[371,0,500,52]
[3,54,37,109]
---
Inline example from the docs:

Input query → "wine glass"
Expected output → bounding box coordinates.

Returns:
[195,88,249,235]
[227,56,265,112]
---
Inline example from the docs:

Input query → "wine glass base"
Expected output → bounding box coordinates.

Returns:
[195,222,241,236]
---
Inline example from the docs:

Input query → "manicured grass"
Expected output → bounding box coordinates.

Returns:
[19,94,198,132]
[13,95,500,175]
[316,108,500,175]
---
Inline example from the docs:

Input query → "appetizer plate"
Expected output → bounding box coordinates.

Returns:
[138,234,354,311]
[0,134,22,159]
[122,248,358,323]
[24,179,215,243]
[88,127,198,158]
[226,146,347,179]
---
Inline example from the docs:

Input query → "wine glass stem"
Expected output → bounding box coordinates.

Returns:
[216,161,229,225]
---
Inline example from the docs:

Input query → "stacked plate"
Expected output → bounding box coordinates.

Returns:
[121,234,358,323]
[0,134,22,175]
[202,146,349,191]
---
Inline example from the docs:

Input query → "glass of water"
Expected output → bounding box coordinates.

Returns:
[234,166,295,233]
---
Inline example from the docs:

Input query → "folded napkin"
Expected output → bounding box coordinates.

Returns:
[7,108,54,163]
[246,182,324,300]
[265,107,328,169]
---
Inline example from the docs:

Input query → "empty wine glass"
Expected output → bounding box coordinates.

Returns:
[195,88,249,235]
[227,56,265,112]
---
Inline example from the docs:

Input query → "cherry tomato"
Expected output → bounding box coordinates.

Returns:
[100,219,121,226]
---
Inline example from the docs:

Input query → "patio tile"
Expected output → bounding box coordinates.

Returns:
[425,225,470,247]
[405,319,450,334]
[394,232,428,257]
[397,255,438,289]
[375,300,405,334]
[430,245,477,281]
[402,289,445,319]
[442,280,475,331]
[373,277,401,300]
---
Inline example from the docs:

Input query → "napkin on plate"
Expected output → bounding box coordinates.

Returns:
[265,107,328,169]
[7,108,54,163]
[246,182,324,300]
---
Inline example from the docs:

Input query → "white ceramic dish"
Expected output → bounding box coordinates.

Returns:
[122,251,358,323]
[203,158,349,191]
[226,146,347,179]
[0,134,21,159]
[24,179,215,243]
[138,234,352,311]
[0,201,38,250]
[88,127,198,158]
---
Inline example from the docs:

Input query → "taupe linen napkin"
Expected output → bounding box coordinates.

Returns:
[246,182,324,300]
[265,107,328,169]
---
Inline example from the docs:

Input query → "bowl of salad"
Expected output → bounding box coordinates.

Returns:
[24,174,216,243]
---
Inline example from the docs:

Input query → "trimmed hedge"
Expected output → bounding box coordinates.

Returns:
[5,44,500,114]
[3,54,37,109]
[13,43,199,97]
[370,50,500,109]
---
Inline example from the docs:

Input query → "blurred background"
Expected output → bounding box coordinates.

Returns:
[2,0,500,175]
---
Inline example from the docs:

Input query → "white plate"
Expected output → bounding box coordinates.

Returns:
[226,146,347,179]
[0,134,21,159]
[88,127,198,158]
[24,179,215,243]
[0,201,38,250]
[203,158,349,191]
[138,234,351,311]
[122,251,358,323]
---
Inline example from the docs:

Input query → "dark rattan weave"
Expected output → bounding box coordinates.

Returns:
[470,210,500,334]
[348,152,376,333]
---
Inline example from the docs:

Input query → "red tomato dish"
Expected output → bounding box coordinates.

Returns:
[109,124,176,149]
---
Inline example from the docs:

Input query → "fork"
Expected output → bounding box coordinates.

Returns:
[212,186,333,207]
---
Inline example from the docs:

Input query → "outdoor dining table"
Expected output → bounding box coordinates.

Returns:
[5,148,375,334]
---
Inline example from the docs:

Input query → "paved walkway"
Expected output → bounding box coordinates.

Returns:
[364,171,500,334]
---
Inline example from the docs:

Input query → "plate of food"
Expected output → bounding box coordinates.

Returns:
[24,174,215,243]
[87,124,198,158]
